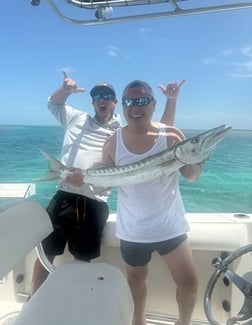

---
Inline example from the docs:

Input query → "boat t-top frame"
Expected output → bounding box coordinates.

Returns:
[31,0,252,26]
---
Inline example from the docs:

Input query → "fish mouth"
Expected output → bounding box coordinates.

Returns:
[200,124,232,152]
[174,125,232,165]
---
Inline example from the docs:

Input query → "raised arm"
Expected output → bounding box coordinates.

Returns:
[159,79,186,126]
[50,71,85,105]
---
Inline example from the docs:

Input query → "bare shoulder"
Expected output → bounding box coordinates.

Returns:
[104,132,116,150]
[102,132,117,166]
[163,125,185,147]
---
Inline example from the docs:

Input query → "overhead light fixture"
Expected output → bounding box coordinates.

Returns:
[95,6,113,20]
[30,0,40,6]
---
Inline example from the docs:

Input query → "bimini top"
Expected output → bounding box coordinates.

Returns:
[31,0,252,26]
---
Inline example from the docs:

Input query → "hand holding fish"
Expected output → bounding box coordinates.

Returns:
[65,169,84,187]
[62,71,85,94]
[158,79,186,99]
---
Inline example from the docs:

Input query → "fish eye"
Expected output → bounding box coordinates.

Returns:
[191,137,200,144]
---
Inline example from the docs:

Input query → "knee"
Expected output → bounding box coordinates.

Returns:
[179,271,198,294]
[127,271,144,287]
[126,266,148,287]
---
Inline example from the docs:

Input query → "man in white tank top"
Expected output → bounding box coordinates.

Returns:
[100,80,202,325]
[67,80,203,325]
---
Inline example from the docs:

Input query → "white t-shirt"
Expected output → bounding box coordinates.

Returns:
[115,125,189,243]
[48,99,121,201]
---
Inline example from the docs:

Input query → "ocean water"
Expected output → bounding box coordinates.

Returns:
[0,125,251,214]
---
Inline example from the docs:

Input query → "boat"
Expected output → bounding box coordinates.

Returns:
[30,0,252,26]
[0,184,252,325]
[2,2,252,324]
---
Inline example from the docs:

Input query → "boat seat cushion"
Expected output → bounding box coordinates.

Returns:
[0,199,53,278]
[13,261,133,325]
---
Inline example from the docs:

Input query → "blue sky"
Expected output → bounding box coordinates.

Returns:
[1,1,252,129]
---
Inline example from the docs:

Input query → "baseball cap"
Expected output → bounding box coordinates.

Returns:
[90,82,116,97]
[123,80,154,97]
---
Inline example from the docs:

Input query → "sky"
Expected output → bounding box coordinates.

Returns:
[1,0,252,129]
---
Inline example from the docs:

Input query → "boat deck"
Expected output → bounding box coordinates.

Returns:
[0,304,211,325]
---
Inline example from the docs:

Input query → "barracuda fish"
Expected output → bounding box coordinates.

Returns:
[36,125,231,187]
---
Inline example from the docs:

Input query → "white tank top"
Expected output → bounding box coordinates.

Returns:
[115,125,189,243]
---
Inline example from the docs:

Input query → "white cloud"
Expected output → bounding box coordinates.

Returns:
[105,45,130,59]
[228,72,252,79]
[202,57,216,65]
[202,46,252,79]
[220,49,233,56]
[137,27,151,40]
[107,46,118,57]
[240,46,252,57]
[230,60,252,71]
[136,27,167,43]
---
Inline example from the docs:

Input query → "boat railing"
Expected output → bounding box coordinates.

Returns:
[30,0,252,26]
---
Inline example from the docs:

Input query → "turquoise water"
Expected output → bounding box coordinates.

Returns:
[0,125,251,213]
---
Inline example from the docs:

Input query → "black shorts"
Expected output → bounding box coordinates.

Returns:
[42,190,109,261]
[120,234,187,267]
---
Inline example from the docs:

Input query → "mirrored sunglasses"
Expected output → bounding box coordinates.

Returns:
[122,97,154,108]
[92,93,115,102]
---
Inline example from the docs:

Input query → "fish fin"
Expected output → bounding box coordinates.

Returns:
[40,150,65,172]
[88,184,112,200]
[34,150,66,182]
[33,172,59,182]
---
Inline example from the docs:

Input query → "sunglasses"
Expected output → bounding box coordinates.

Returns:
[122,97,154,108]
[92,93,115,102]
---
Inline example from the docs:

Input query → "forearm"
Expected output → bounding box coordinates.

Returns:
[49,86,71,105]
[160,98,176,126]
[180,164,202,183]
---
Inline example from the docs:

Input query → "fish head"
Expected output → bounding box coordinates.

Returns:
[174,125,232,164]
